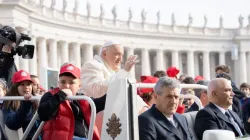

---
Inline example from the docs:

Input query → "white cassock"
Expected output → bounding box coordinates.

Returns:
[80,55,148,133]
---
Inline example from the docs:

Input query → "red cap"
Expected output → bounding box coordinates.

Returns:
[195,76,204,82]
[139,76,159,94]
[60,64,80,78]
[166,66,179,78]
[12,70,32,83]
[140,76,148,82]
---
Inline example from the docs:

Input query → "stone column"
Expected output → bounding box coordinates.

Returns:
[72,43,81,68]
[219,51,226,65]
[162,52,167,71]
[156,49,164,70]
[240,51,247,83]
[126,47,135,78]
[247,52,250,83]
[209,53,216,79]
[194,53,199,76]
[82,44,93,65]
[29,37,37,75]
[38,37,47,78]
[60,41,69,65]
[141,48,151,75]
[179,53,183,74]
[187,50,195,78]
[203,51,210,80]
[48,39,57,69]
[171,50,179,67]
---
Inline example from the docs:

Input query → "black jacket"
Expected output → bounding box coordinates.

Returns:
[139,105,195,140]
[194,103,246,140]
[0,55,17,87]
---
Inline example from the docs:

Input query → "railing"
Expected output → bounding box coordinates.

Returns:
[136,83,207,110]
[0,96,96,140]
[136,83,207,89]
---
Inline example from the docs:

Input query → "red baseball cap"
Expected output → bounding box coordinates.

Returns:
[139,76,159,94]
[60,63,80,78]
[12,70,32,83]
[166,66,180,78]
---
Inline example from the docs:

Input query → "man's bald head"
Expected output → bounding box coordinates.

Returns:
[207,78,234,109]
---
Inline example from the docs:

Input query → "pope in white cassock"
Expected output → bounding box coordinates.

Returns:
[80,40,148,133]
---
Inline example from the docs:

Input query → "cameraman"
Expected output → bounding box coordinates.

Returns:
[0,25,34,87]
[0,26,18,87]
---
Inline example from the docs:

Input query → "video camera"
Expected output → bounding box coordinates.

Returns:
[0,26,34,59]
[0,25,35,87]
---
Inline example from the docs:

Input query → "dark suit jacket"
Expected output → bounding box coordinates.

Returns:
[139,105,195,140]
[194,103,246,140]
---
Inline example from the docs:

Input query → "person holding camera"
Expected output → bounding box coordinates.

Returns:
[0,26,34,87]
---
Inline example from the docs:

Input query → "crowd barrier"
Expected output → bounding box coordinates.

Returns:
[0,83,209,140]
[0,96,96,140]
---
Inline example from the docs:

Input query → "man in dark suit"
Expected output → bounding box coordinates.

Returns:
[194,78,246,140]
[139,77,195,140]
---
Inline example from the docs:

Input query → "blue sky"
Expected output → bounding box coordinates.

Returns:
[41,0,250,28]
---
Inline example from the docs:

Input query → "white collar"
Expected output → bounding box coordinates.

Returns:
[164,114,174,121]
[94,55,116,74]
[213,103,227,114]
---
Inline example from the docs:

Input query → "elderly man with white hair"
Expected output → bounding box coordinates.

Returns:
[80,40,148,132]
[194,78,246,140]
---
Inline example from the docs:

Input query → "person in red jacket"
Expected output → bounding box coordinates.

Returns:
[38,63,106,140]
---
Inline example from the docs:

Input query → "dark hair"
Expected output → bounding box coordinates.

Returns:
[3,82,38,111]
[153,70,166,78]
[215,65,230,73]
[59,72,76,78]
[240,83,250,89]
[141,92,153,104]
[216,72,231,81]
[182,77,195,84]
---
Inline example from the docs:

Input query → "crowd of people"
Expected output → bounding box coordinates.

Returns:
[0,40,250,140]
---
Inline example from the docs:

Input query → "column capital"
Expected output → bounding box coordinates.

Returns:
[187,50,195,53]
[37,37,47,41]
[82,43,94,47]
[219,51,226,54]
[170,50,178,52]
[70,42,80,46]
[202,50,211,53]
[141,48,149,51]
[239,50,247,53]
[202,50,210,54]
[156,48,164,52]
[47,39,57,43]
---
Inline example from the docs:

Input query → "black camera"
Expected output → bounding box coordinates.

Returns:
[0,25,35,87]
[0,26,34,59]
